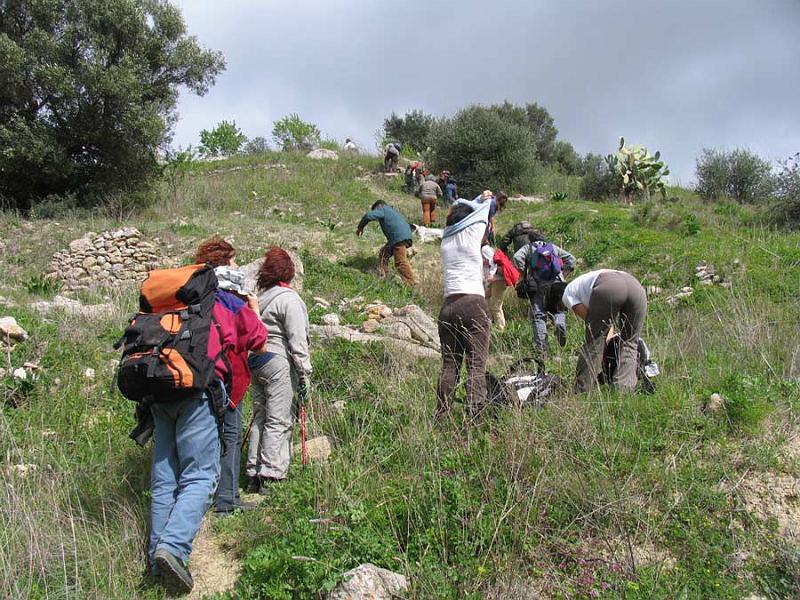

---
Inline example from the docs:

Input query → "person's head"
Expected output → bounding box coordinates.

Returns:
[257,247,295,290]
[195,237,236,267]
[527,230,546,243]
[371,200,386,210]
[496,191,508,212]
[544,280,567,313]
[426,174,435,181]
[446,201,475,226]
[345,138,351,144]
[481,190,493,201]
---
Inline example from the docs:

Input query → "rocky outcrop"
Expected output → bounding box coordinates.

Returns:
[311,324,439,359]
[29,295,116,320]
[328,564,408,600]
[0,316,28,346]
[241,252,304,294]
[47,227,160,291]
[307,148,339,160]
[381,305,440,351]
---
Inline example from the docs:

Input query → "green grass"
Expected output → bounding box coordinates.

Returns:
[2,151,800,598]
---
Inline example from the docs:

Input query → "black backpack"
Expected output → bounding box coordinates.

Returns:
[599,335,658,394]
[115,264,225,403]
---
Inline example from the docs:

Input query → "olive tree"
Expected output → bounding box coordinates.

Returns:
[0,0,225,209]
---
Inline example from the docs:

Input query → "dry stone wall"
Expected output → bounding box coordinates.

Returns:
[47,227,161,291]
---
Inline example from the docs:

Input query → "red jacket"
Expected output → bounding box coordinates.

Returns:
[493,250,520,287]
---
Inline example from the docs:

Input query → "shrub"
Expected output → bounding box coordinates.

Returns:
[579,154,617,200]
[0,0,224,210]
[695,148,774,203]
[609,137,670,201]
[199,120,247,157]
[775,152,800,226]
[551,140,582,175]
[272,114,321,152]
[488,101,558,163]
[382,110,435,154]
[428,105,535,196]
[319,138,340,151]
[243,137,270,155]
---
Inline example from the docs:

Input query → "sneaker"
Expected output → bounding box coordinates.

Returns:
[555,326,567,348]
[154,548,193,595]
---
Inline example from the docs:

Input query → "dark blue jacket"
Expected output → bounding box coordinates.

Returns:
[357,204,413,247]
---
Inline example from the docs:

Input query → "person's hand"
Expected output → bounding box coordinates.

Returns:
[247,294,259,313]
[356,228,363,237]
[297,377,309,403]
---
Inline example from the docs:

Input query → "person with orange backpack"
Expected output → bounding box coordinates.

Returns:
[117,237,267,594]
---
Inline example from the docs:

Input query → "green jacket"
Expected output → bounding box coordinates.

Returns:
[357,204,413,248]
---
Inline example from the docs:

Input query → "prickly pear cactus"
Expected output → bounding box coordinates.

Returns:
[608,137,670,200]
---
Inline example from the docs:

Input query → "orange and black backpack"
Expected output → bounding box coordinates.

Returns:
[115,264,224,403]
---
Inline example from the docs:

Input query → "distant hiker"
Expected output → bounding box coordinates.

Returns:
[498,221,539,254]
[482,242,520,330]
[437,198,492,421]
[420,174,443,225]
[137,238,267,594]
[405,161,423,194]
[192,238,268,517]
[436,170,450,197]
[384,142,401,172]
[444,178,458,206]
[473,190,508,244]
[343,138,358,154]
[557,269,648,394]
[513,235,576,354]
[356,200,417,286]
[246,247,312,492]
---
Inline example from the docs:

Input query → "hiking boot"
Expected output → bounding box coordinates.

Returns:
[555,326,567,348]
[154,548,193,595]
[215,499,260,516]
[257,476,284,496]
[245,476,259,494]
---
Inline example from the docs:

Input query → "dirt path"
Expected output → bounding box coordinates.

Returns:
[187,516,243,599]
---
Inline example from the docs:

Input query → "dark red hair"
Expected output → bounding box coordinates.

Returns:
[257,247,295,290]
[195,237,235,267]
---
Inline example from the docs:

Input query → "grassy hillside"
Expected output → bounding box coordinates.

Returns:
[2,152,800,599]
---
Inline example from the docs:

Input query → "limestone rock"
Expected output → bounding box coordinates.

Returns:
[645,286,663,295]
[321,313,341,327]
[313,296,331,308]
[382,304,440,350]
[299,436,332,463]
[328,563,408,600]
[29,295,115,320]
[381,321,412,341]
[309,324,439,360]
[361,319,381,333]
[241,252,304,294]
[307,148,339,160]
[0,316,28,343]
[705,393,725,413]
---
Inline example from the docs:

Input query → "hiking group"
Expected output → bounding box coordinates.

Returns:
[117,160,650,594]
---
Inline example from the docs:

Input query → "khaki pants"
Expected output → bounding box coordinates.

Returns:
[485,279,508,330]
[575,271,647,394]
[378,242,417,286]
[421,199,437,225]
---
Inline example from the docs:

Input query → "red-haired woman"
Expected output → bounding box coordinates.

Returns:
[246,247,312,492]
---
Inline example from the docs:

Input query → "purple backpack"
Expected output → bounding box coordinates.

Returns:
[530,241,563,282]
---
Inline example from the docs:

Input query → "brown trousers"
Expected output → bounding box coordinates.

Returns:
[575,271,647,393]
[421,199,437,225]
[378,242,417,286]
[436,294,490,418]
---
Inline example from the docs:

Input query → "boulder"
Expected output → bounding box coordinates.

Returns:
[307,148,339,160]
[309,324,439,360]
[298,436,332,463]
[0,316,28,343]
[241,252,304,294]
[361,319,380,333]
[328,564,408,600]
[321,313,341,327]
[382,304,440,350]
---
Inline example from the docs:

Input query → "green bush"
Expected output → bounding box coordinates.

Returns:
[243,136,270,155]
[428,105,535,196]
[382,110,435,154]
[775,152,800,227]
[579,153,617,200]
[0,0,224,210]
[272,114,321,152]
[695,148,774,203]
[199,120,247,157]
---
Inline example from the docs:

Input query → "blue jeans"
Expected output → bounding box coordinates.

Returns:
[215,401,242,511]
[149,393,220,563]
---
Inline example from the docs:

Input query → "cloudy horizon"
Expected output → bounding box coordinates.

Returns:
[170,0,800,185]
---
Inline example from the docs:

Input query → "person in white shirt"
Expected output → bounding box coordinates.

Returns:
[558,269,647,393]
[437,198,491,420]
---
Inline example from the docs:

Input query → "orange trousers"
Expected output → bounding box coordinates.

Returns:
[378,242,417,286]
[421,199,437,225]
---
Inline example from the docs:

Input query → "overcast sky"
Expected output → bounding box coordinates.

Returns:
[170,0,800,185]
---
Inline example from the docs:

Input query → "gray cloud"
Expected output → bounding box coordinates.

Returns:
[171,0,800,184]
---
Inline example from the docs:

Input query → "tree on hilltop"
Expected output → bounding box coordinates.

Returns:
[382,109,435,154]
[272,114,321,152]
[0,0,225,209]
